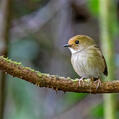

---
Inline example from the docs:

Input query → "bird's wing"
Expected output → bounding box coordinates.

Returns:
[94,45,108,76]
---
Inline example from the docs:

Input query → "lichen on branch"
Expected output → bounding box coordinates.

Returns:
[0,56,119,94]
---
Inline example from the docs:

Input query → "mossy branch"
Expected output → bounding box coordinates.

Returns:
[0,56,118,94]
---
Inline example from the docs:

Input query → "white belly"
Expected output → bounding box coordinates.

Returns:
[71,52,102,78]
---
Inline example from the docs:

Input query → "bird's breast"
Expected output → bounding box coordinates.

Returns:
[71,52,88,77]
[71,51,103,78]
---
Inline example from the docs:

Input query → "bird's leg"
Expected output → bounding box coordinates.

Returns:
[91,77,101,90]
[95,78,101,90]
[78,77,85,86]
[90,77,101,91]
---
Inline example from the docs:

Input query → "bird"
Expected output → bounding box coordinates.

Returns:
[64,35,108,88]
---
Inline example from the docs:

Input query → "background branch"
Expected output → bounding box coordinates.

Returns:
[11,0,67,38]
[0,56,119,94]
[0,0,12,118]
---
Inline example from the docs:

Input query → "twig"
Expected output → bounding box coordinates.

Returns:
[0,56,118,94]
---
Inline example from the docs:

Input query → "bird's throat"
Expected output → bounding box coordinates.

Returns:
[69,48,85,54]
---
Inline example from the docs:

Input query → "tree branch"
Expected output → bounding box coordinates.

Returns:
[0,0,12,118]
[0,56,118,94]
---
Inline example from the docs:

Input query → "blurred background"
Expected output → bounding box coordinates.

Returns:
[0,0,118,119]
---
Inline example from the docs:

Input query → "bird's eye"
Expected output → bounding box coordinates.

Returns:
[75,40,79,44]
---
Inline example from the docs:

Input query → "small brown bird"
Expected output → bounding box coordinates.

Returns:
[64,35,108,86]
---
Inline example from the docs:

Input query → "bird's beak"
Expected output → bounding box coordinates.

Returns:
[64,44,72,47]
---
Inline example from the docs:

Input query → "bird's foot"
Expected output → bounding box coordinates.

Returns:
[94,79,101,90]
[78,77,85,86]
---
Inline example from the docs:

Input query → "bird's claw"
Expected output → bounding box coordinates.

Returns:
[95,79,101,90]
[78,77,84,86]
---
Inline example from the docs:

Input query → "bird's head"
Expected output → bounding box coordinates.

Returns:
[64,35,95,54]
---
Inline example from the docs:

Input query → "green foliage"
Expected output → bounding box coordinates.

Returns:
[107,7,118,37]
[63,93,87,106]
[88,0,118,36]
[87,0,99,15]
[91,103,104,119]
